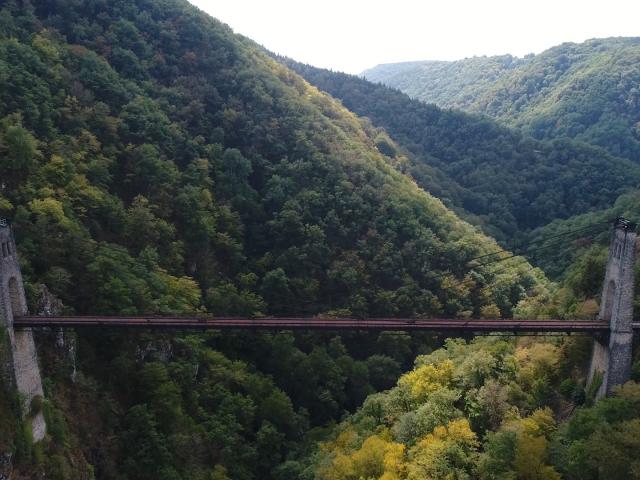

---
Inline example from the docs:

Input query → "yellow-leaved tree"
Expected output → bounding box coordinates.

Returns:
[397,360,455,403]
[319,430,406,480]
[406,418,478,480]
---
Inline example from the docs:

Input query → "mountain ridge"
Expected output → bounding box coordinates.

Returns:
[285,57,640,245]
[362,37,640,161]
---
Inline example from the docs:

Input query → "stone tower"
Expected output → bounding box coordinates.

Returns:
[588,217,637,400]
[0,219,46,441]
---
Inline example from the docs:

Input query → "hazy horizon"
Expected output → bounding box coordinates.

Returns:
[188,0,640,74]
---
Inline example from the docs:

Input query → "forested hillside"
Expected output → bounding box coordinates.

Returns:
[308,337,640,480]
[362,55,528,111]
[3,1,640,479]
[527,191,640,278]
[286,59,640,243]
[363,38,640,162]
[2,0,536,322]
[0,1,550,478]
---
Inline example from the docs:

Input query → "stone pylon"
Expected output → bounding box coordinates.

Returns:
[0,219,46,441]
[588,217,637,401]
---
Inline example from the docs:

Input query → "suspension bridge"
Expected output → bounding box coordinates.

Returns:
[11,315,638,334]
[8,217,623,334]
[0,217,637,441]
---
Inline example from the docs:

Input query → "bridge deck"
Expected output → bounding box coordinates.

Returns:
[13,316,638,334]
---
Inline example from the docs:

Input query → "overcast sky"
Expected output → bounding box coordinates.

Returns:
[188,0,639,74]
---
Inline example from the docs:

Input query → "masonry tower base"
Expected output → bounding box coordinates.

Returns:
[0,220,45,441]
[588,217,637,401]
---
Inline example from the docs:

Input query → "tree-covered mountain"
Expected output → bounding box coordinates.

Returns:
[2,1,637,479]
[285,59,640,243]
[362,54,528,111]
[2,0,538,321]
[363,38,640,162]
[527,191,640,279]
[0,1,550,478]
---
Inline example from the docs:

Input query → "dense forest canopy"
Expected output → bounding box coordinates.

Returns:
[363,38,640,162]
[0,0,558,478]
[1,1,639,479]
[362,54,529,111]
[0,0,542,320]
[286,59,640,244]
[527,191,640,279]
[308,336,640,480]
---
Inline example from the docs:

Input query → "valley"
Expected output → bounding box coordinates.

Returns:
[0,1,639,479]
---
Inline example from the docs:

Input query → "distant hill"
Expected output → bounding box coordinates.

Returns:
[362,55,528,110]
[363,38,640,161]
[285,59,640,243]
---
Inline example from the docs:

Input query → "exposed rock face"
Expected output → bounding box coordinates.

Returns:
[33,285,77,382]
[34,284,64,317]
[136,338,174,363]
[0,452,12,480]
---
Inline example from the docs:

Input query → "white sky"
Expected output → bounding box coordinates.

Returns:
[188,0,640,74]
